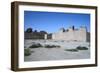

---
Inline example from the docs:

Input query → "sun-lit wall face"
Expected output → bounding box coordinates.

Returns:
[52,26,87,42]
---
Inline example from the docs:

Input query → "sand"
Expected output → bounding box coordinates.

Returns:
[24,40,90,62]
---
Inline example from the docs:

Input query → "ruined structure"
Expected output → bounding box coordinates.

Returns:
[52,26,90,42]
[24,30,47,39]
[25,26,90,42]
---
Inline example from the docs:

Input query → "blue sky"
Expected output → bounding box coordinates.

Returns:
[24,11,90,33]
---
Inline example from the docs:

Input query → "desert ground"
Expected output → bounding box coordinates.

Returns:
[24,40,90,62]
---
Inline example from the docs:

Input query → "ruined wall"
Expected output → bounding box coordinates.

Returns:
[25,26,89,42]
[25,32,45,39]
[87,32,90,42]
[52,27,87,42]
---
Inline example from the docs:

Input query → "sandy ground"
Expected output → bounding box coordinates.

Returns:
[24,40,90,62]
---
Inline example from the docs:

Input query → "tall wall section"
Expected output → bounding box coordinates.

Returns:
[52,27,87,42]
